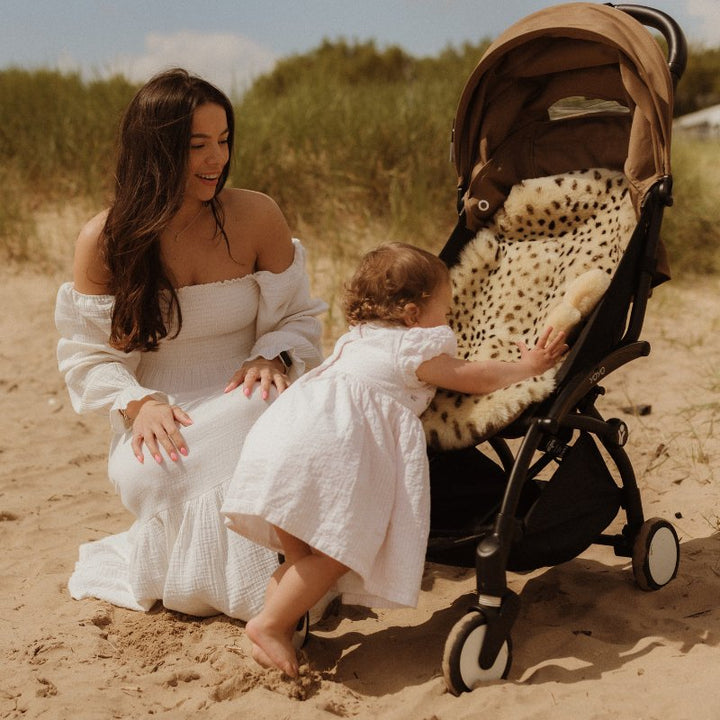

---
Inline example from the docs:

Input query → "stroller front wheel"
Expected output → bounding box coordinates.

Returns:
[442,610,512,694]
[631,518,680,591]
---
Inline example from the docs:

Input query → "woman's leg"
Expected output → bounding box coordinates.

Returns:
[246,526,348,677]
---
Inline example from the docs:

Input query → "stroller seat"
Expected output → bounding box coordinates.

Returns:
[423,167,635,450]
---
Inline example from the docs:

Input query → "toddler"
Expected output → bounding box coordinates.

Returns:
[221,242,566,676]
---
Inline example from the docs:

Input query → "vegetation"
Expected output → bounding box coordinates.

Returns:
[0,69,135,197]
[660,135,720,275]
[675,46,720,117]
[0,69,135,262]
[234,41,490,250]
[0,40,719,279]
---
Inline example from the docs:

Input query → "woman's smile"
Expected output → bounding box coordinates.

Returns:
[197,172,221,186]
[187,102,230,199]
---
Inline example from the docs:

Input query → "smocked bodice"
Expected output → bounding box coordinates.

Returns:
[137,277,260,393]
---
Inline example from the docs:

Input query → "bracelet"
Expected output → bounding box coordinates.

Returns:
[119,408,133,429]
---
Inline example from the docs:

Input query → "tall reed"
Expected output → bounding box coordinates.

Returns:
[233,41,489,254]
[662,135,720,275]
[1,43,719,278]
[0,69,135,263]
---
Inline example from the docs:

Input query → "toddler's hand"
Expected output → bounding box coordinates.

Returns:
[516,326,568,375]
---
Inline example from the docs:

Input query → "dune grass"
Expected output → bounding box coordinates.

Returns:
[233,41,486,252]
[661,135,720,276]
[1,43,719,281]
[0,69,135,266]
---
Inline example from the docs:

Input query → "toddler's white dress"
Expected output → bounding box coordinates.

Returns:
[222,322,457,609]
[55,240,326,619]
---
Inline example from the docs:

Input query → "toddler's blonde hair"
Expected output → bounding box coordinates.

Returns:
[343,242,449,325]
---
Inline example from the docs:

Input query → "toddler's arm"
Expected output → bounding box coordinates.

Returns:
[416,326,567,395]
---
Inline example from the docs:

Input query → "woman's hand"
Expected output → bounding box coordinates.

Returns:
[516,326,568,374]
[129,398,193,464]
[224,357,290,400]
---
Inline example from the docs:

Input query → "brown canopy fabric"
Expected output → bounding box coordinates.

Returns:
[453,2,675,233]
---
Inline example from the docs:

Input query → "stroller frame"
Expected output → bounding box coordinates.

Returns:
[429,3,688,694]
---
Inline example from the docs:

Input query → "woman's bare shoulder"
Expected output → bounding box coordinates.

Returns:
[220,189,293,272]
[221,188,286,226]
[73,210,111,294]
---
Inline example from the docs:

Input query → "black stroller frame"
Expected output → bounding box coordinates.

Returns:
[428,4,688,694]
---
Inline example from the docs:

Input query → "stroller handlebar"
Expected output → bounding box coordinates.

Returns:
[608,3,688,86]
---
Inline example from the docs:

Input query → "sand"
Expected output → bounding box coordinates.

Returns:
[1,260,719,720]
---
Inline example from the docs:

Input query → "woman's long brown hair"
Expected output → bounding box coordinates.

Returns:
[102,68,234,352]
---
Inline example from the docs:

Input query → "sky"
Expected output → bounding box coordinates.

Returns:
[1,0,718,97]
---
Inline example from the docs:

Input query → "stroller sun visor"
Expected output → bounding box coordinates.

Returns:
[453,2,675,231]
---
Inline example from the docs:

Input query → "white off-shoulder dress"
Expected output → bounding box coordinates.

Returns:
[55,240,327,619]
[222,323,457,609]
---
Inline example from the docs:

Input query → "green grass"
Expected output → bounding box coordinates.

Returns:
[661,135,720,276]
[233,40,485,250]
[0,69,135,197]
[0,69,135,263]
[1,41,719,277]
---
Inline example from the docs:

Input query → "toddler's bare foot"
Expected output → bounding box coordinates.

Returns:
[246,616,299,678]
[249,641,274,669]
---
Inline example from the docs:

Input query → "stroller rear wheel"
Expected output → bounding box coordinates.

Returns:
[632,518,680,591]
[442,610,512,694]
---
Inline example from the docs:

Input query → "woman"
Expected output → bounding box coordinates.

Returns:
[55,68,327,619]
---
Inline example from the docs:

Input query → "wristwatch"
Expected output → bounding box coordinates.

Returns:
[278,350,293,373]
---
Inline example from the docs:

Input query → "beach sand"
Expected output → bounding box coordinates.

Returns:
[1,259,719,719]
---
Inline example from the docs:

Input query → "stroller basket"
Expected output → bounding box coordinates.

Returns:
[428,432,622,571]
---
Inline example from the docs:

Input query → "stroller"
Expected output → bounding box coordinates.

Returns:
[420,2,687,694]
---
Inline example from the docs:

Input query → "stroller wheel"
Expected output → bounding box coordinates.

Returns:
[442,610,512,695]
[292,611,310,650]
[632,518,680,591]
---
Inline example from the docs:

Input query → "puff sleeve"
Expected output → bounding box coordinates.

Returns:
[398,325,457,387]
[55,283,168,432]
[247,239,328,379]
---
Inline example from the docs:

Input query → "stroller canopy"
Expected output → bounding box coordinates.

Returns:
[454,2,676,230]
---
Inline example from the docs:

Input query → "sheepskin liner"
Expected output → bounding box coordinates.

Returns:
[422,168,636,450]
